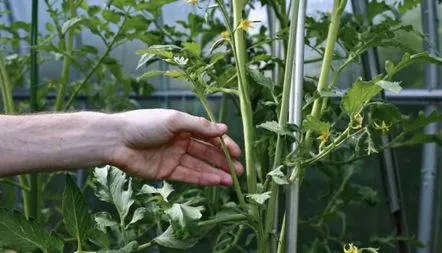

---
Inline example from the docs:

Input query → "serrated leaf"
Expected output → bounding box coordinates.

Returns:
[95,212,118,232]
[403,110,442,132]
[93,166,134,222]
[126,207,146,229]
[303,115,330,134]
[139,70,165,79]
[183,42,201,56]
[368,103,402,124]
[396,0,422,14]
[267,166,289,185]
[165,203,203,237]
[139,181,174,202]
[210,52,227,64]
[102,9,122,23]
[249,69,274,89]
[342,79,382,115]
[0,209,64,252]
[136,53,155,70]
[61,17,82,34]
[257,121,294,136]
[247,191,272,204]
[155,225,211,249]
[98,241,138,253]
[62,174,93,248]
[165,69,187,79]
[376,80,402,93]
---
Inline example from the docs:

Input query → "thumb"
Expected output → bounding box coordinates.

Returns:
[168,111,228,137]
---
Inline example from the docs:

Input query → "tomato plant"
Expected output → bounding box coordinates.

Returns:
[1,0,441,252]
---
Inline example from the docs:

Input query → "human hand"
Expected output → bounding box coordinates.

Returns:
[107,109,244,186]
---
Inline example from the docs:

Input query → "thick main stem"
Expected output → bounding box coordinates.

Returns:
[232,0,258,197]
[54,0,76,111]
[265,0,301,250]
[305,0,346,136]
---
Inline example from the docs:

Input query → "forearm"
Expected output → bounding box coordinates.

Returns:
[0,112,119,176]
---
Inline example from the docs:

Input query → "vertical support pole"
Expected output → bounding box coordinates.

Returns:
[29,0,41,221]
[417,1,440,253]
[285,0,306,252]
[351,1,409,253]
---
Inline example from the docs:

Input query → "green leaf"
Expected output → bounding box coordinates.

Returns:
[247,191,272,204]
[0,209,64,252]
[139,70,165,79]
[303,115,330,134]
[342,78,382,115]
[95,212,118,232]
[61,17,82,34]
[94,166,134,222]
[368,103,402,124]
[396,0,422,14]
[210,52,227,64]
[102,9,122,23]
[98,241,138,253]
[183,42,201,56]
[165,203,203,237]
[403,110,442,132]
[375,80,402,93]
[136,54,155,70]
[139,181,174,202]
[62,174,93,248]
[155,225,212,249]
[393,133,442,147]
[126,207,146,229]
[257,121,294,136]
[165,69,187,79]
[267,166,289,185]
[249,69,274,89]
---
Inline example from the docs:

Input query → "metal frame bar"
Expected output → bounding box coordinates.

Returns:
[417,1,441,253]
[351,1,410,253]
[285,0,306,252]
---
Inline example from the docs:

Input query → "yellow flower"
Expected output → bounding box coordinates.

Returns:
[373,120,391,135]
[238,19,253,31]
[221,31,231,40]
[343,243,359,253]
[317,128,330,150]
[186,0,198,4]
[352,113,363,129]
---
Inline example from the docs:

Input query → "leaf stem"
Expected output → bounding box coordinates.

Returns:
[63,15,128,110]
[199,97,246,207]
[198,213,247,227]
[137,240,155,251]
[54,0,76,111]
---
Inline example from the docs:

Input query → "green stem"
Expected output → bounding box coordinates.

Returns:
[198,213,247,227]
[304,0,347,147]
[232,0,258,203]
[200,97,246,207]
[64,15,128,110]
[265,0,300,250]
[276,215,286,253]
[54,0,76,111]
[137,240,155,251]
[0,179,30,192]
[29,0,42,221]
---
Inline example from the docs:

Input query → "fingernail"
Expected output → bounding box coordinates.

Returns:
[216,123,227,132]
[222,175,233,186]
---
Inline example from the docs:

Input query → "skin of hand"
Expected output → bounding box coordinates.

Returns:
[108,109,244,186]
[0,109,243,186]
